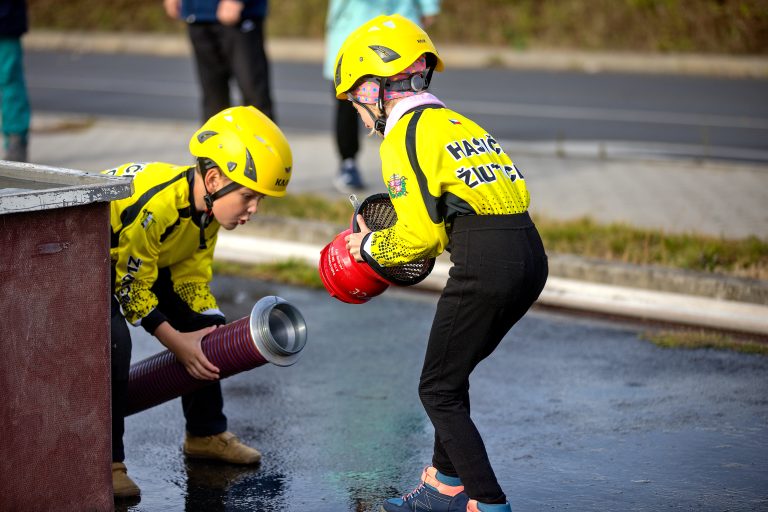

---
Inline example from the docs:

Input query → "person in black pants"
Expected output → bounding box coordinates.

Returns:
[338,15,548,512]
[334,89,363,191]
[110,269,227,467]
[105,106,292,499]
[164,0,275,122]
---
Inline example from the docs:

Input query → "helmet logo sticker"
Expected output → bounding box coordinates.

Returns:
[196,130,218,143]
[244,149,257,182]
[369,45,401,63]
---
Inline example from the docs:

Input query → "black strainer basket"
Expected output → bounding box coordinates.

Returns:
[351,193,435,286]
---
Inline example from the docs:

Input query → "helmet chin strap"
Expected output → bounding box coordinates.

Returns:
[374,77,388,134]
[348,71,432,136]
[347,97,387,136]
[347,77,388,135]
[197,158,243,249]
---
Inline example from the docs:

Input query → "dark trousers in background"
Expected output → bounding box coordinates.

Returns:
[111,268,227,462]
[334,86,360,161]
[188,18,274,122]
[419,213,548,504]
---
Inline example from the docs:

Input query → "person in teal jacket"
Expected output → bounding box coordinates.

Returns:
[0,0,30,162]
[336,14,547,512]
[323,0,440,193]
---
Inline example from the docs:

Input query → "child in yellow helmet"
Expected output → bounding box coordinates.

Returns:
[337,15,548,512]
[103,106,292,499]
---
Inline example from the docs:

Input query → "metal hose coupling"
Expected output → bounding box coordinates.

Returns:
[249,295,307,366]
[126,296,307,416]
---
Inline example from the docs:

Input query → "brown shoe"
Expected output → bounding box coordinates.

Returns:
[183,431,262,465]
[112,462,141,498]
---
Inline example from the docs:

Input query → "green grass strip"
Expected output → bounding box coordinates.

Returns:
[259,193,768,279]
[641,329,768,355]
[213,259,324,290]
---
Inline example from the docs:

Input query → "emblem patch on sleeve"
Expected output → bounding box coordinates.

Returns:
[387,174,408,199]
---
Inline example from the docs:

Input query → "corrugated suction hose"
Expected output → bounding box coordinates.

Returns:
[126,296,307,416]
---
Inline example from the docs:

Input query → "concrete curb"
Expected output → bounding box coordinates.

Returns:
[215,232,768,336]
[548,254,768,305]
[228,216,768,306]
[24,30,768,78]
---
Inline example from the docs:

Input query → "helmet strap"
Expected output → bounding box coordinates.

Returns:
[196,160,243,249]
[350,71,435,135]
[424,65,435,90]
[206,180,243,204]
[375,78,388,134]
[198,211,212,250]
[349,94,387,136]
[385,72,427,93]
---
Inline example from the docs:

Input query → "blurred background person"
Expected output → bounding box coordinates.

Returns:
[324,0,440,193]
[0,0,30,162]
[164,0,276,122]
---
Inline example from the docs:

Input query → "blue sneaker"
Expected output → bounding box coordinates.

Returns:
[335,159,365,193]
[381,466,469,512]
[468,500,512,512]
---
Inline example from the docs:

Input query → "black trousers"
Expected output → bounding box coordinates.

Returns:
[111,268,227,462]
[188,18,274,122]
[333,84,360,161]
[419,213,548,503]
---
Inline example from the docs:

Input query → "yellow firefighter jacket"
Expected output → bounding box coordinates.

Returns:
[364,105,530,266]
[103,162,221,331]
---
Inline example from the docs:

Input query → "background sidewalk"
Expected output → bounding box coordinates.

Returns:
[25,113,768,336]
[19,31,768,334]
[30,113,768,240]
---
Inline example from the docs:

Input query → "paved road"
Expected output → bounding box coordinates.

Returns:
[21,50,768,242]
[25,50,768,163]
[117,277,768,512]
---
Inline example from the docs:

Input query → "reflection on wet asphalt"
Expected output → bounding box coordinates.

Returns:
[117,277,768,512]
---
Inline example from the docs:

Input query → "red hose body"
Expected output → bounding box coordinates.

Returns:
[126,316,267,416]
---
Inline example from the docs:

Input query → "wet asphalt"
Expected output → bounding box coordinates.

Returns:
[117,277,768,512]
